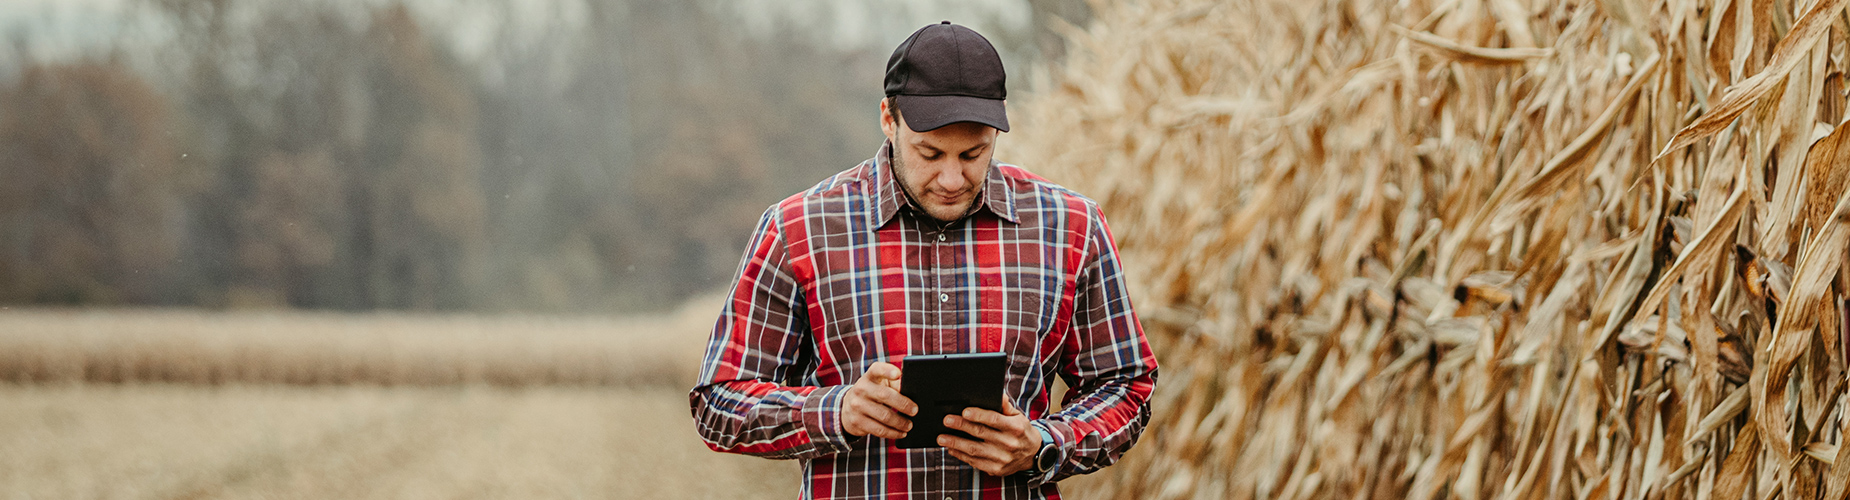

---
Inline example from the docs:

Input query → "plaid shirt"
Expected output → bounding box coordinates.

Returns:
[690,142,1158,500]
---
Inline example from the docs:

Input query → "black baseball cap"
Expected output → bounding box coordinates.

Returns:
[884,21,1009,133]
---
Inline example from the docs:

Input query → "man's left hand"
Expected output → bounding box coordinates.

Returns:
[939,398,1039,476]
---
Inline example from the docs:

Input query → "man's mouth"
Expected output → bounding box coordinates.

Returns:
[928,192,967,204]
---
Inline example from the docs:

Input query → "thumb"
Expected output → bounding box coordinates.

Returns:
[866,362,902,387]
[1001,397,1022,416]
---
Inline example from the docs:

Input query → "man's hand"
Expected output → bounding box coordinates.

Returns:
[940,399,1040,476]
[840,362,918,440]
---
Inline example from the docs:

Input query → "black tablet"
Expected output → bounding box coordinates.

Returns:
[895,352,1008,449]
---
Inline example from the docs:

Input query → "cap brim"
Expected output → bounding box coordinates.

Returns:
[894,94,1009,133]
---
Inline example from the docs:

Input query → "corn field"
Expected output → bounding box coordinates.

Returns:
[1010,0,1850,499]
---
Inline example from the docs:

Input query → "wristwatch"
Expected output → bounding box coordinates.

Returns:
[1029,427,1060,476]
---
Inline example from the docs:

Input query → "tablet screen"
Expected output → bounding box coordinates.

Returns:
[895,352,1008,449]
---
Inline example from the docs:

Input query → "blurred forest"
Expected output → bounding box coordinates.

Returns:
[0,0,1086,312]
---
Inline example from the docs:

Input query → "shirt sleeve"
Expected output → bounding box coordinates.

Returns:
[1034,204,1159,483]
[688,206,855,460]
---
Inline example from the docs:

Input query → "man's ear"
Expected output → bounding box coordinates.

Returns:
[879,99,898,143]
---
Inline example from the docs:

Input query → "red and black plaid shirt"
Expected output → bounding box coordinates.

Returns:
[691,142,1158,500]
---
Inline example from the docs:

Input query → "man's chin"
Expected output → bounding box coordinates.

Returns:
[921,202,973,222]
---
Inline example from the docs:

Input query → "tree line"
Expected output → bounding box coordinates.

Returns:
[0,0,904,312]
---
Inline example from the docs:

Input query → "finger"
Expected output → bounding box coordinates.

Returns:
[938,433,986,458]
[845,414,905,440]
[862,422,905,440]
[939,434,1006,472]
[960,407,997,427]
[943,446,979,468]
[852,390,915,430]
[861,413,909,439]
[844,402,909,439]
[960,407,1021,434]
[944,448,1001,475]
[862,383,918,416]
[873,401,916,432]
[944,448,972,466]
[943,414,997,443]
[940,429,1011,464]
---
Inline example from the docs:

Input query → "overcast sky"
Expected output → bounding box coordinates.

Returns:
[724,0,1031,51]
[0,0,560,62]
[0,0,1032,63]
[1,0,132,59]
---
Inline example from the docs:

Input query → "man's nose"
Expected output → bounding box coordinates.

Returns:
[934,166,967,193]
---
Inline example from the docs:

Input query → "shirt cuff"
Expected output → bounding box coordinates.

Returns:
[801,385,855,455]
[1025,420,1064,485]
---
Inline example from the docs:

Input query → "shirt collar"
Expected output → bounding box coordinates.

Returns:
[872,140,1019,228]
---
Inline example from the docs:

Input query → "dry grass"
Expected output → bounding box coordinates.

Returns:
[1011,0,1850,498]
[0,383,797,499]
[0,298,718,387]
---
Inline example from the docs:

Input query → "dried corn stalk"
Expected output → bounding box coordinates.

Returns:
[1010,0,1850,498]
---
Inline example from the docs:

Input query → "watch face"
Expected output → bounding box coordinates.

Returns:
[1036,444,1058,472]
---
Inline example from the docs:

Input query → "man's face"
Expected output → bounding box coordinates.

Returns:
[880,100,999,223]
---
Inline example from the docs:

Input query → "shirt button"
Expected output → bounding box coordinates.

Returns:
[939,294,949,303]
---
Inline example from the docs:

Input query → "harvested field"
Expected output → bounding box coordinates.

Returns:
[0,383,797,499]
[1009,0,1850,498]
[0,302,715,387]
[0,302,820,498]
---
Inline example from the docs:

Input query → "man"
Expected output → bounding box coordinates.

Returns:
[690,21,1157,499]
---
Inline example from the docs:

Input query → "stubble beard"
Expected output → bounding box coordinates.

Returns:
[890,150,980,223]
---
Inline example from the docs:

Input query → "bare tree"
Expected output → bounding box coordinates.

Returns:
[0,60,185,305]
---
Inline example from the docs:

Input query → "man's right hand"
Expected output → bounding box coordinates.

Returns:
[840,362,918,440]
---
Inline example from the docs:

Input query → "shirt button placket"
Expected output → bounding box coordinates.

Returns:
[937,227,955,352]
[932,229,947,351]
[930,229,944,353]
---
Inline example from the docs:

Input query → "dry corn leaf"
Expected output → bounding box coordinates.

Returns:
[1391,24,1556,64]
[1631,161,1752,341]
[1801,122,1850,234]
[1657,0,1850,159]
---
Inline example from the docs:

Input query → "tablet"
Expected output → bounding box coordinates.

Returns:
[895,352,1008,449]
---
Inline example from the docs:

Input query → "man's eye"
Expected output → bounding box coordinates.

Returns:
[961,153,979,161]
[922,153,942,161]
